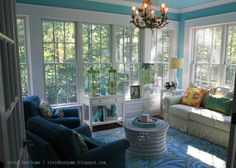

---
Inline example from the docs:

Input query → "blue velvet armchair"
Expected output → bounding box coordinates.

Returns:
[26,116,129,168]
[23,95,81,128]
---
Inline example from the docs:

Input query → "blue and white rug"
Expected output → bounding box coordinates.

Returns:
[92,127,227,168]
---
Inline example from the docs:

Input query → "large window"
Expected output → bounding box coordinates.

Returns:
[192,25,236,89]
[42,20,77,104]
[115,26,140,98]
[151,29,173,89]
[225,25,236,88]
[193,26,223,87]
[82,24,111,93]
[17,18,30,97]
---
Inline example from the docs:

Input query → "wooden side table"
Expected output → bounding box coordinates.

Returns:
[160,89,184,115]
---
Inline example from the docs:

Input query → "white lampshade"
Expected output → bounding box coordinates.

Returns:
[169,58,183,69]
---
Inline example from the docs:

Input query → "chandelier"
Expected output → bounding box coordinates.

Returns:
[130,0,168,29]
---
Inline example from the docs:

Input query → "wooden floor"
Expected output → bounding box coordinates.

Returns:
[93,122,123,132]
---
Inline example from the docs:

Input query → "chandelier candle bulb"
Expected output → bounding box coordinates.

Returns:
[143,3,148,9]
[160,3,166,9]
[132,6,136,11]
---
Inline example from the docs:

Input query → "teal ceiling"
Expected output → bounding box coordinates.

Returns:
[129,0,218,9]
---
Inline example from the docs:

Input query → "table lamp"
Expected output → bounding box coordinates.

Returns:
[169,58,183,87]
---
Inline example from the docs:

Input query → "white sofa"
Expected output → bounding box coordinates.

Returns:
[162,87,233,147]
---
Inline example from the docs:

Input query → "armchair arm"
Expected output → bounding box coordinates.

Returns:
[49,117,80,128]
[73,125,92,138]
[163,95,184,106]
[60,108,79,117]
[162,95,184,114]
[80,139,129,162]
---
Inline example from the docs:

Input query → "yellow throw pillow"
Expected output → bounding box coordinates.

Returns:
[180,87,206,107]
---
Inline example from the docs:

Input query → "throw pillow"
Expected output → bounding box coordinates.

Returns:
[180,87,206,107]
[52,109,65,118]
[72,131,88,153]
[39,99,52,119]
[201,88,216,108]
[206,95,233,116]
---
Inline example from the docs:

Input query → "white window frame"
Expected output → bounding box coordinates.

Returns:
[114,25,141,99]
[42,19,78,105]
[191,23,236,89]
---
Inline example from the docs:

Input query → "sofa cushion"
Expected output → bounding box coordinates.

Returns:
[201,88,216,108]
[27,116,83,160]
[168,104,194,120]
[223,90,234,99]
[189,109,216,127]
[205,95,233,116]
[23,96,41,121]
[39,99,52,119]
[214,87,230,97]
[214,116,231,132]
[180,87,206,107]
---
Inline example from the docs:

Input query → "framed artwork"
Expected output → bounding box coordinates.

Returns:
[130,85,140,99]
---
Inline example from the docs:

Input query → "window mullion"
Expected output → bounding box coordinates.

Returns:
[219,25,228,86]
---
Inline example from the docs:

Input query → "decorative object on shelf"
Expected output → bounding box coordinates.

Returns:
[101,79,107,96]
[164,81,177,90]
[131,0,168,29]
[141,63,155,84]
[106,104,117,117]
[93,106,103,122]
[130,85,141,99]
[169,57,183,87]
[108,67,117,95]
[87,67,100,97]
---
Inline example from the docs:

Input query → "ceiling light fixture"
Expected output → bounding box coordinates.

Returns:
[130,0,168,29]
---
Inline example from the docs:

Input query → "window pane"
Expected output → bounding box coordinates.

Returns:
[65,43,76,62]
[43,21,53,42]
[65,22,75,42]
[132,28,139,63]
[44,43,54,63]
[43,20,77,104]
[151,29,173,88]
[115,26,140,97]
[17,18,29,97]
[115,27,124,62]
[225,66,235,89]
[193,26,223,87]
[45,65,57,104]
[225,25,236,88]
[82,24,111,94]
[194,64,218,87]
[194,27,222,64]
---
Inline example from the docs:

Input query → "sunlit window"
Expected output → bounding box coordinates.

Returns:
[17,18,30,97]
[42,20,77,104]
[115,26,140,98]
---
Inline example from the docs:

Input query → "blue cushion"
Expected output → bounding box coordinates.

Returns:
[23,96,41,121]
[27,116,82,160]
[49,117,80,128]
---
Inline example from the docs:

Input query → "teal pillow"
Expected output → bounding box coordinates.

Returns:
[205,95,233,116]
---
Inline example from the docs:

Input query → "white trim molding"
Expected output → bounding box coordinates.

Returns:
[185,11,236,28]
[88,0,236,14]
[180,0,236,13]
[87,0,180,14]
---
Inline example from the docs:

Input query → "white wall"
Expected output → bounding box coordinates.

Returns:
[16,3,179,116]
